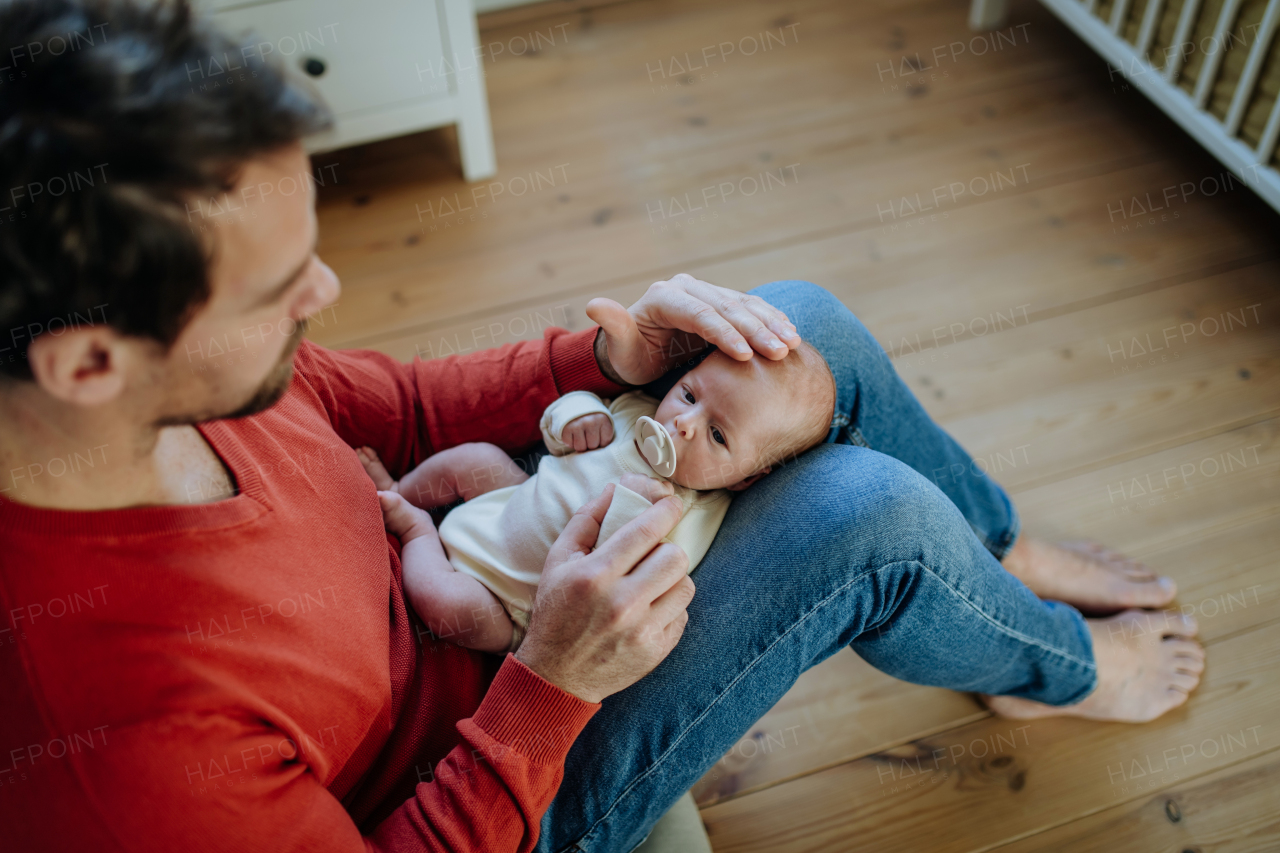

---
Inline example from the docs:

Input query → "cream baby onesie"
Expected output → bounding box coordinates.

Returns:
[436,390,733,646]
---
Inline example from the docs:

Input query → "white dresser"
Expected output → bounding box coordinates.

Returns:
[197,0,497,180]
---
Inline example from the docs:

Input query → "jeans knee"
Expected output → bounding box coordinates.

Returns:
[862,448,947,514]
[750,280,839,313]
[749,280,880,366]
[800,447,955,556]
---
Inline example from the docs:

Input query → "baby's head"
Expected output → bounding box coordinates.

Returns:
[651,341,836,491]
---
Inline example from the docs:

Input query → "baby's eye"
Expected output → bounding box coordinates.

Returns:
[711,427,726,445]
[683,388,695,404]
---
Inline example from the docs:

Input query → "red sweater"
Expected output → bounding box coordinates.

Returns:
[0,328,625,852]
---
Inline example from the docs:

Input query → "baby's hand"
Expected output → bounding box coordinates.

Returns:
[562,413,615,452]
[619,472,676,504]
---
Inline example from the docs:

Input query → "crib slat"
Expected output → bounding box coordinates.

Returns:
[1137,0,1168,54]
[1257,85,1280,165]
[1193,0,1245,107]
[1164,0,1204,79]
[1110,0,1134,32]
[1086,0,1099,15]
[1225,0,1280,134]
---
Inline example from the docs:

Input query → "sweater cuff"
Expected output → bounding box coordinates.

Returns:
[547,327,627,397]
[471,655,601,765]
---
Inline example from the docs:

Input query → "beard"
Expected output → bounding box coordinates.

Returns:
[156,320,307,427]
[220,345,298,420]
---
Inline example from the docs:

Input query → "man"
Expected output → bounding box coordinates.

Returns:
[0,1,801,849]
[0,2,1203,851]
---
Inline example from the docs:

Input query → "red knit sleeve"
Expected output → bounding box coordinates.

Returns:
[292,327,625,480]
[0,655,597,853]
[367,657,601,852]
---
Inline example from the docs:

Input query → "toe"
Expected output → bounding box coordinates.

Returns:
[1163,687,1193,710]
[377,490,432,538]
[1169,671,1200,693]
[1111,573,1177,607]
[1120,563,1157,580]
[1167,638,1205,660]
[1160,611,1199,637]
[1137,688,1189,722]
[378,490,412,517]
[1092,543,1134,564]
[1173,655,1205,675]
[1092,547,1160,581]
[1116,577,1177,608]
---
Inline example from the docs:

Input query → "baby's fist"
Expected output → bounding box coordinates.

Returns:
[563,413,615,452]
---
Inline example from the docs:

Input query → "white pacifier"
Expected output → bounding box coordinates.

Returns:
[636,416,678,478]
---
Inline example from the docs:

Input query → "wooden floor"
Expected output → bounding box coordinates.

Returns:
[309,0,1280,849]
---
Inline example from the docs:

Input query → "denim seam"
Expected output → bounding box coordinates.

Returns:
[916,563,1096,671]
[561,557,1090,852]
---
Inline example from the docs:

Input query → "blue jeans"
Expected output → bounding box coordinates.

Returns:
[536,281,1096,853]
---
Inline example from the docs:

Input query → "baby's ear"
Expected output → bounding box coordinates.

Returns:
[726,466,772,492]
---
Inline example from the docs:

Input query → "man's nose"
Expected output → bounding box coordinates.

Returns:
[295,256,341,320]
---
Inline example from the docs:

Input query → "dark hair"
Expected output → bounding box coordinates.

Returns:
[0,0,331,379]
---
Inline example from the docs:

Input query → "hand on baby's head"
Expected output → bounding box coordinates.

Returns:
[653,342,835,492]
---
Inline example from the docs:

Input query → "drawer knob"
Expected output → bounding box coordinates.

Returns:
[303,57,327,77]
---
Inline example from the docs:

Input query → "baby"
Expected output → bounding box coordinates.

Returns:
[359,341,836,654]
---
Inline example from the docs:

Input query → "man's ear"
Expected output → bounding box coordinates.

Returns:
[26,326,130,406]
[726,466,771,492]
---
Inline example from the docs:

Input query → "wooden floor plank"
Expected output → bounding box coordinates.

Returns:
[1013,416,1280,553]
[908,261,1280,491]
[317,159,1275,369]
[988,749,1280,852]
[311,89,1161,350]
[700,619,1280,853]
[689,650,987,807]
[312,0,1213,348]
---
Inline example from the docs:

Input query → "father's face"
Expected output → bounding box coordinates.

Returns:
[156,142,339,425]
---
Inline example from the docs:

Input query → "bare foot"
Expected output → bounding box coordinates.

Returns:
[357,446,398,492]
[377,490,436,544]
[983,610,1205,723]
[1002,538,1177,612]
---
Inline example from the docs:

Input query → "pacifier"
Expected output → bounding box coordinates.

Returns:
[636,416,678,478]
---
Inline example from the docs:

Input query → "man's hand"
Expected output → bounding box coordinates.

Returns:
[562,413,615,452]
[515,483,694,703]
[619,472,675,503]
[587,272,801,386]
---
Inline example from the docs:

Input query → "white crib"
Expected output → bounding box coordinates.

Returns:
[971,0,1280,214]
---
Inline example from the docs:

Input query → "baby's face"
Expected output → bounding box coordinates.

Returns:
[650,350,791,491]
